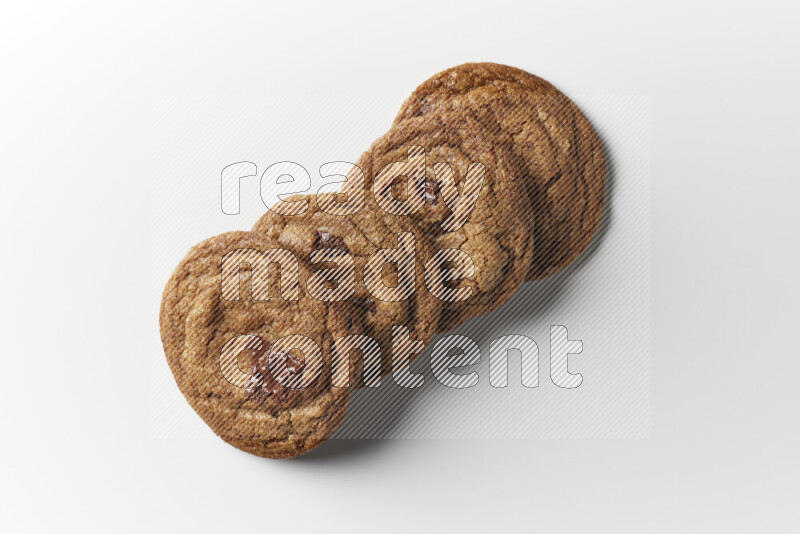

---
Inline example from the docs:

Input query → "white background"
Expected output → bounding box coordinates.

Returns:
[1,1,799,532]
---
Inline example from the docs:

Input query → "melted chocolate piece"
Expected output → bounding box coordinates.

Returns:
[352,296,378,314]
[424,177,440,204]
[246,344,306,405]
[313,230,349,254]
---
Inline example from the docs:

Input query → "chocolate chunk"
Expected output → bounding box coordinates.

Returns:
[352,296,378,314]
[246,346,307,405]
[424,177,440,204]
[313,230,349,254]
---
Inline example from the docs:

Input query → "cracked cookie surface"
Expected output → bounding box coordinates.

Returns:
[346,112,534,330]
[252,193,443,384]
[159,231,363,458]
[394,62,606,280]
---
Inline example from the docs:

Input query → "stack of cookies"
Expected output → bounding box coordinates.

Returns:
[160,63,606,458]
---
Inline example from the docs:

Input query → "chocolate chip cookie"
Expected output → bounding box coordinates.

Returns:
[252,193,443,384]
[160,231,364,458]
[347,112,535,331]
[394,62,606,280]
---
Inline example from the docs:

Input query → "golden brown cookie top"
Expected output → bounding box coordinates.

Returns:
[395,62,606,280]
[252,193,443,382]
[349,111,535,329]
[395,62,560,121]
[160,231,364,458]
